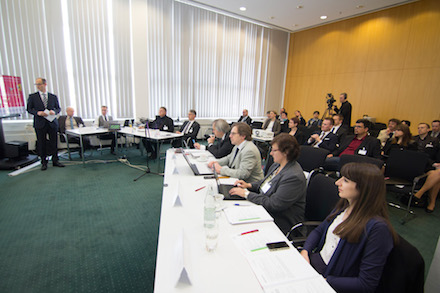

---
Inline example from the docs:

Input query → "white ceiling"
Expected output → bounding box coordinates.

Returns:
[182,0,418,32]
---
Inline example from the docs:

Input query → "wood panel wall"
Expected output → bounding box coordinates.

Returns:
[284,0,440,133]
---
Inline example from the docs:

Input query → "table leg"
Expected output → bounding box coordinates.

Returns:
[80,134,85,167]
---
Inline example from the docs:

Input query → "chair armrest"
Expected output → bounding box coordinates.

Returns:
[413,173,429,184]
[286,221,321,240]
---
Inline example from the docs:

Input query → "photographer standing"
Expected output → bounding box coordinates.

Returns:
[334,93,352,127]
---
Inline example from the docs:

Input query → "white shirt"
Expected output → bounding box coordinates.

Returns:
[320,210,346,265]
[267,121,274,132]
[332,124,342,134]
[183,120,194,134]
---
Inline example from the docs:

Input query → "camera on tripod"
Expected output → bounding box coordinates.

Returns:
[326,93,336,110]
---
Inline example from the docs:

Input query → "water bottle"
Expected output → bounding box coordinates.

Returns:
[204,186,216,228]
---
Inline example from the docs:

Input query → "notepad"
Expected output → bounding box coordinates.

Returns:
[223,205,273,224]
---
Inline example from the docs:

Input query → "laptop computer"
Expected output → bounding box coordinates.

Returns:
[108,121,121,131]
[182,150,214,176]
[213,168,245,200]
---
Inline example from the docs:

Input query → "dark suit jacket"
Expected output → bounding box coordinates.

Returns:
[207,132,234,159]
[58,116,85,133]
[335,101,352,127]
[179,120,200,140]
[308,131,338,152]
[333,135,381,158]
[27,92,61,129]
[291,129,306,145]
[238,116,252,125]
[247,161,306,234]
[333,124,348,143]
[151,115,174,132]
[263,119,281,136]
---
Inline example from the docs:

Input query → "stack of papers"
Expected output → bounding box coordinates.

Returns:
[231,227,335,292]
[224,205,274,224]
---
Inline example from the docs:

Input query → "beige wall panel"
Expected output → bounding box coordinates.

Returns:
[359,70,402,123]
[288,26,341,76]
[364,5,413,71]
[284,0,440,128]
[405,1,440,68]
[333,16,370,74]
[332,72,367,121]
[285,74,335,120]
[396,67,440,132]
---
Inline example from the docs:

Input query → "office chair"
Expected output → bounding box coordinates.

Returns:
[251,121,263,129]
[376,235,425,293]
[297,146,330,172]
[385,149,429,224]
[339,154,384,170]
[58,132,80,160]
[286,173,339,248]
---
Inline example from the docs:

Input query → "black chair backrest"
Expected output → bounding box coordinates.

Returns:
[251,121,263,129]
[297,146,330,172]
[376,235,425,293]
[385,149,429,181]
[302,125,320,140]
[263,155,275,176]
[373,122,387,131]
[340,154,384,170]
[305,173,340,221]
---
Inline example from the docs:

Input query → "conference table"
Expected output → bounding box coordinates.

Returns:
[118,127,183,172]
[65,126,114,167]
[66,126,183,168]
[153,149,335,293]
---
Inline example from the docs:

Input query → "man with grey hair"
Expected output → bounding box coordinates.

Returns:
[194,119,233,158]
[172,109,200,148]
[58,106,90,156]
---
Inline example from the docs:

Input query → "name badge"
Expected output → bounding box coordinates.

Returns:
[163,125,168,130]
[261,182,271,194]
[358,148,367,156]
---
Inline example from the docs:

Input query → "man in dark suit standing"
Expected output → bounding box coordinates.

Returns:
[238,109,252,125]
[27,77,64,170]
[173,109,200,148]
[58,106,90,156]
[306,117,338,152]
[334,93,352,127]
[194,119,233,158]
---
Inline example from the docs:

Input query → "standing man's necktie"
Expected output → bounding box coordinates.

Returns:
[104,116,107,121]
[70,117,74,129]
[42,93,48,109]
[230,148,240,167]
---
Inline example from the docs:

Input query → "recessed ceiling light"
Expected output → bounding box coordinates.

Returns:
[356,5,364,9]
[269,16,275,20]
[239,7,246,11]
[296,5,303,9]
[320,15,328,20]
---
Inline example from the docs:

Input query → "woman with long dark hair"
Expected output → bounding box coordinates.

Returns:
[382,123,417,157]
[301,163,398,292]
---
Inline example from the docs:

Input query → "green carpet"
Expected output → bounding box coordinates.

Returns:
[0,147,439,292]
[0,148,163,293]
